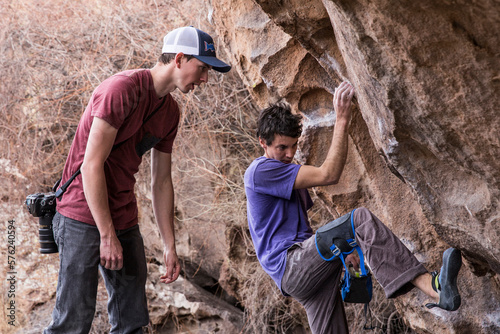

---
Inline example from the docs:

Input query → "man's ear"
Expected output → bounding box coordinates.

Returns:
[258,137,267,150]
[174,52,185,68]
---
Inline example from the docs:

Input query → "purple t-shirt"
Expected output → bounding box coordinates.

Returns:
[244,156,314,293]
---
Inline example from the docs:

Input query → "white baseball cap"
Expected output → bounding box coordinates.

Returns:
[162,26,231,73]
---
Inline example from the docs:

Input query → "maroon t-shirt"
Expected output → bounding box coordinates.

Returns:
[57,69,180,229]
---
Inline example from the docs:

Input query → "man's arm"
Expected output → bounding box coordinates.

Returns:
[151,149,181,284]
[81,116,123,270]
[294,81,355,189]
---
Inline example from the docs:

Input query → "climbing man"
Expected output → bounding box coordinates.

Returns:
[244,81,462,333]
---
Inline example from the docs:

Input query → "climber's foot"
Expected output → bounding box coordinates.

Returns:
[425,248,462,311]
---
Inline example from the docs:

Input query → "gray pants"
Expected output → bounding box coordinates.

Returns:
[44,212,149,334]
[281,207,427,334]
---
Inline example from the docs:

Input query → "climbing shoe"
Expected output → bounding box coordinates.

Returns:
[425,248,462,311]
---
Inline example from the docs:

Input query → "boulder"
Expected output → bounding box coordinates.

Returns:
[210,0,500,332]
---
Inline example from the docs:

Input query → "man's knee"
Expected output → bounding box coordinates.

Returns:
[352,207,374,229]
[354,207,371,217]
[316,212,355,260]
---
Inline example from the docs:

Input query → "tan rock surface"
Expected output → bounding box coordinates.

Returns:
[210,0,500,332]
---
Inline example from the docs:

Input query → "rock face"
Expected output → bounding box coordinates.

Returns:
[209,0,500,332]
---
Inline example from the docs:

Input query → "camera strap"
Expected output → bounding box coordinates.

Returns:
[55,97,167,199]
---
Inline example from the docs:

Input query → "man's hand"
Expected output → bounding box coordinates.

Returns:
[345,251,360,271]
[294,80,355,189]
[151,150,181,284]
[100,234,124,270]
[160,248,181,284]
[333,81,355,123]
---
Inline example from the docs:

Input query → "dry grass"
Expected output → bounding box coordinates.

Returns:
[1,0,172,197]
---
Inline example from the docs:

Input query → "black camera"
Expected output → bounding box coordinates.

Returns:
[26,192,58,254]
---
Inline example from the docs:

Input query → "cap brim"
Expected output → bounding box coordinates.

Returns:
[194,55,231,73]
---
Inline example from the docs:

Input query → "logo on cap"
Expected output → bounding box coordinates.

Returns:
[204,41,215,53]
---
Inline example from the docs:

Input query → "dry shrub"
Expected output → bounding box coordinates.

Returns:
[1,0,177,199]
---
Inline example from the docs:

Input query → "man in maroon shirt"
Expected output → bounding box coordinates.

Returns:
[46,27,231,333]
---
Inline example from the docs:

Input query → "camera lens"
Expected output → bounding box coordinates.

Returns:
[39,214,58,254]
[39,228,58,254]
